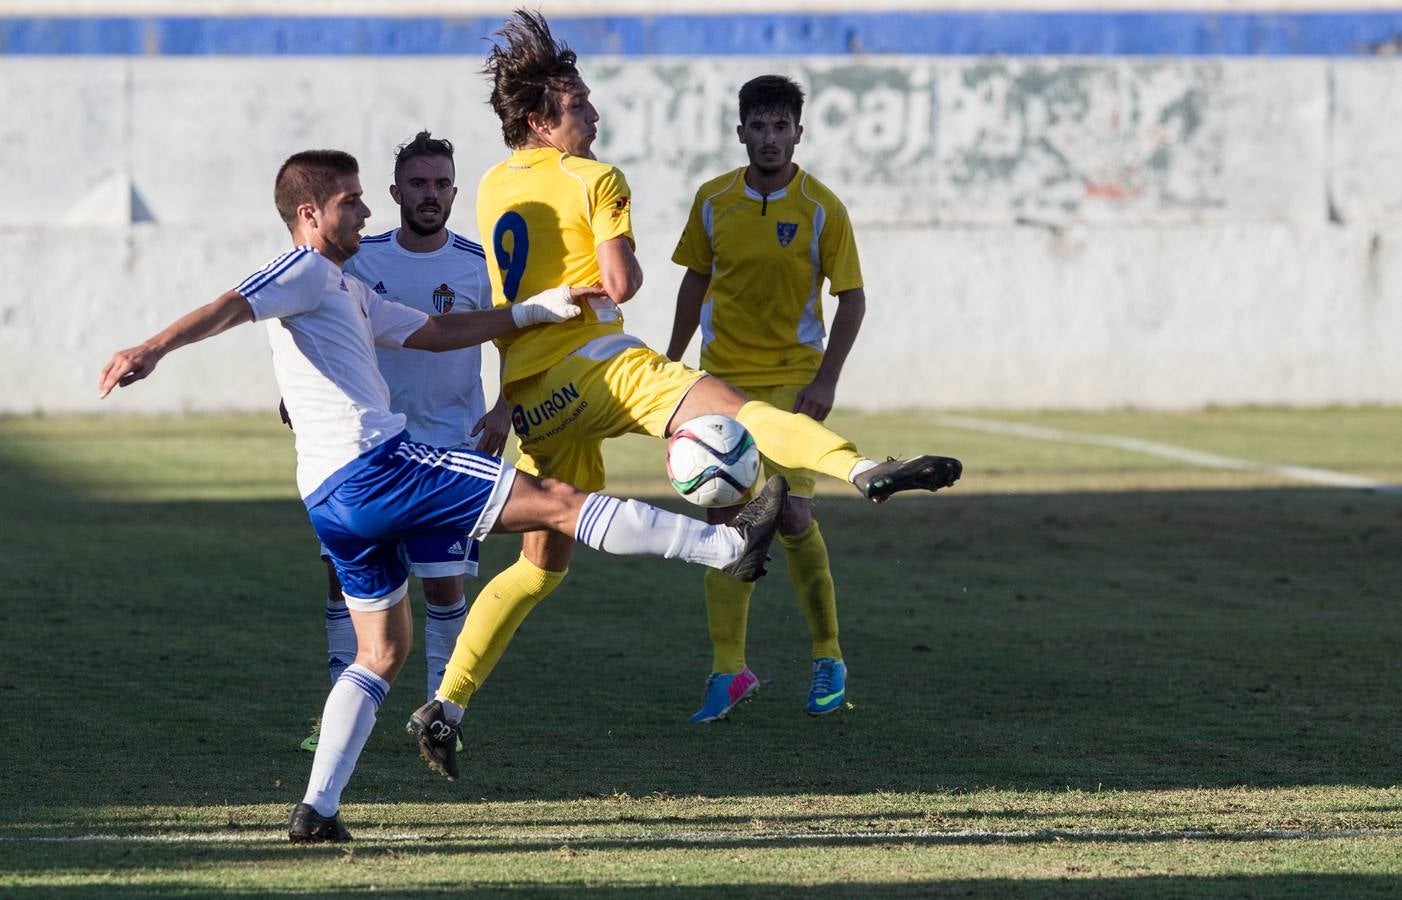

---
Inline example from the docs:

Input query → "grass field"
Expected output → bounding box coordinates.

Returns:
[1,407,1400,897]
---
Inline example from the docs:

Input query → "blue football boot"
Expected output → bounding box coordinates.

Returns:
[806,658,847,716]
[689,666,760,723]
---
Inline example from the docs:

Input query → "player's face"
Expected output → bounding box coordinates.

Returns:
[391,155,457,237]
[310,174,370,265]
[739,108,802,176]
[542,80,599,159]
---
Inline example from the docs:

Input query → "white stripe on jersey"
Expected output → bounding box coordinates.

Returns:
[797,173,827,350]
[235,247,311,297]
[393,442,501,481]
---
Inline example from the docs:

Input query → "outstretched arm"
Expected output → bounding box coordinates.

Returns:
[793,287,866,422]
[403,286,606,352]
[666,268,710,361]
[99,291,254,398]
[403,306,519,352]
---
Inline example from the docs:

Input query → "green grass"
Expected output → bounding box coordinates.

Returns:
[2,409,1400,897]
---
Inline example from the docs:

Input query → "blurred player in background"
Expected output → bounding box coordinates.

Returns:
[667,75,862,722]
[407,9,963,780]
[298,131,502,753]
[98,148,788,843]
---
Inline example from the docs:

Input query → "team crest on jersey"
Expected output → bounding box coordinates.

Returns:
[776,222,799,247]
[432,283,456,314]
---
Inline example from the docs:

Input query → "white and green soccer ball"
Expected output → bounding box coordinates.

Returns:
[665,414,761,507]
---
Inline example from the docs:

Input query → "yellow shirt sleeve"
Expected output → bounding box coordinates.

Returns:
[591,167,634,248]
[670,191,713,274]
[820,200,863,295]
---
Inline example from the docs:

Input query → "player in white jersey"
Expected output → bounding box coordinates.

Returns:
[98,149,789,845]
[301,133,499,749]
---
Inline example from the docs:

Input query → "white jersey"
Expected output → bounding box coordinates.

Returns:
[345,229,491,448]
[236,246,428,503]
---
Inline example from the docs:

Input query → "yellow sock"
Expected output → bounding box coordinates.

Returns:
[703,568,755,673]
[735,400,863,483]
[780,522,841,661]
[437,553,567,707]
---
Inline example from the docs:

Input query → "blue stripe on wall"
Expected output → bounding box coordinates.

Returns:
[3,12,1402,57]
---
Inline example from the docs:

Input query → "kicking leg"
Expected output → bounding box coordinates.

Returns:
[670,376,961,501]
[408,474,788,778]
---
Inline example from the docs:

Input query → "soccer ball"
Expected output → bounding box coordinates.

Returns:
[666,414,761,507]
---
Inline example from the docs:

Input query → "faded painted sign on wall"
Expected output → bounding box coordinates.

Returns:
[591,58,1324,226]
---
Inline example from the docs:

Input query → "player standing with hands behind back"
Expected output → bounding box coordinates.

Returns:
[667,76,864,722]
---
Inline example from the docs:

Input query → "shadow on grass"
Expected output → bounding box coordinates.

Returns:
[3,445,1401,812]
[2,871,1402,899]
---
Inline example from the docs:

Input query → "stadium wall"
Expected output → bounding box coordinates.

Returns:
[4,9,1401,413]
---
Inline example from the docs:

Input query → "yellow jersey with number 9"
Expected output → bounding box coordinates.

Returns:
[476,146,633,384]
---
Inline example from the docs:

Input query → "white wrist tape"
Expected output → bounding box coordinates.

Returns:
[511,285,574,327]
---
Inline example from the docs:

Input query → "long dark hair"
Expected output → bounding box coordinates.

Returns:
[484,9,581,148]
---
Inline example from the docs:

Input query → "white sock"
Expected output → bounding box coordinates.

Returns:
[325,598,356,685]
[436,696,465,725]
[302,664,387,817]
[848,458,878,482]
[424,597,467,700]
[574,494,743,569]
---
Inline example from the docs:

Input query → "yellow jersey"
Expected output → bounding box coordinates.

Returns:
[671,165,863,388]
[476,147,633,384]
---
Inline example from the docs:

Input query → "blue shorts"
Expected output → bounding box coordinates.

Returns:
[403,532,481,578]
[307,435,515,610]
[320,533,481,579]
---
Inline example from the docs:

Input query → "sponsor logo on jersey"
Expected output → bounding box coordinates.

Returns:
[776,222,799,247]
[511,382,582,437]
[432,283,456,314]
[339,278,349,291]
[611,197,630,220]
[370,281,388,295]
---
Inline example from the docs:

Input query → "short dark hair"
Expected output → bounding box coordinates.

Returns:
[483,9,581,149]
[273,150,359,231]
[739,75,805,124]
[394,130,455,181]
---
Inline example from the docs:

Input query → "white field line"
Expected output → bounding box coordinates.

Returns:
[932,414,1402,494]
[2,828,1399,845]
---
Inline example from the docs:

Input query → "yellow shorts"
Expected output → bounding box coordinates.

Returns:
[506,343,705,492]
[726,383,817,498]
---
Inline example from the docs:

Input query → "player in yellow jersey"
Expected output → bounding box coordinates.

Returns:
[408,10,963,776]
[667,75,864,721]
